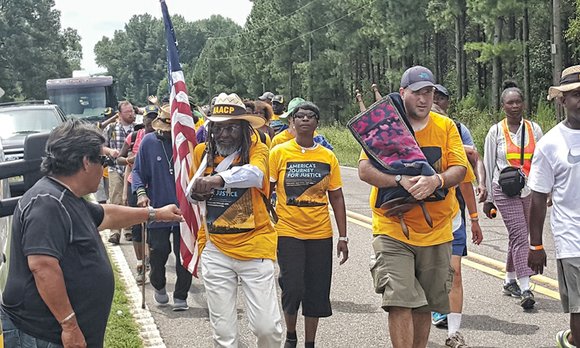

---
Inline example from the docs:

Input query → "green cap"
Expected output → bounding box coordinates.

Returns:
[280,97,306,119]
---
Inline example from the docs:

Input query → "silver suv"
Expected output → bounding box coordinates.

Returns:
[0,101,66,195]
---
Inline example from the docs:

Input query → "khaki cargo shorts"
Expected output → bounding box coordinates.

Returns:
[370,235,453,313]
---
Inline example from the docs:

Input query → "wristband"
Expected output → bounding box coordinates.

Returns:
[470,218,479,222]
[147,206,156,223]
[529,244,544,251]
[436,174,444,189]
[59,312,76,325]
[470,212,479,218]
[136,188,147,197]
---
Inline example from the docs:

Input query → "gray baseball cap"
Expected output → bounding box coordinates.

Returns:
[434,84,449,96]
[258,91,275,101]
[400,66,436,91]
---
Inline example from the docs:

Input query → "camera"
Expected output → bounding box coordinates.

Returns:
[103,156,117,167]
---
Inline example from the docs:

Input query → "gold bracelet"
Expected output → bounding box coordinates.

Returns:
[470,212,479,218]
[59,312,76,325]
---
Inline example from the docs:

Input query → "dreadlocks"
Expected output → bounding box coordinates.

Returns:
[205,120,255,169]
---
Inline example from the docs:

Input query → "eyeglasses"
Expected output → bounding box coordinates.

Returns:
[293,112,318,120]
[213,124,242,135]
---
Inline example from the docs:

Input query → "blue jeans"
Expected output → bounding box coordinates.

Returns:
[1,310,63,348]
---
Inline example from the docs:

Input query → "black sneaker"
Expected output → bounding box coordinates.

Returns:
[521,290,535,309]
[502,280,522,298]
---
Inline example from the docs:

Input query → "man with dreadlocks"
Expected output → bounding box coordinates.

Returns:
[188,93,283,348]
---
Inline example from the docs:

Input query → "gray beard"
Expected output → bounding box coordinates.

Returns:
[216,143,239,157]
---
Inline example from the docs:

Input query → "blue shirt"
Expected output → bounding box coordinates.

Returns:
[132,132,179,228]
[458,122,475,147]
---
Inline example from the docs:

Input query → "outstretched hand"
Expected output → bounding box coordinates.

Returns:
[156,204,184,222]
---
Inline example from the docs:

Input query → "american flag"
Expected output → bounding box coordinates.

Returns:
[161,0,201,276]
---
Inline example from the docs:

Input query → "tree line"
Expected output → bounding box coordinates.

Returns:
[0,0,82,100]
[2,0,580,124]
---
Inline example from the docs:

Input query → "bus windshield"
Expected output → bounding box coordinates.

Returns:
[48,86,107,120]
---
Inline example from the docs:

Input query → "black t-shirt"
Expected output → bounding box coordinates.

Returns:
[1,177,114,347]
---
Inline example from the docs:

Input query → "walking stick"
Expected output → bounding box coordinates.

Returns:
[141,222,147,309]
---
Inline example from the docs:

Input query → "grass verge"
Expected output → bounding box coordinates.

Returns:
[318,126,360,167]
[104,263,143,348]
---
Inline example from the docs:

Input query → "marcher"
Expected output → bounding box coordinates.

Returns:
[269,101,348,348]
[358,66,468,348]
[270,95,288,135]
[132,105,193,311]
[189,92,283,347]
[483,82,543,309]
[528,65,580,348]
[104,100,136,244]
[117,105,158,284]
[430,84,484,348]
[272,97,333,150]
[0,120,182,348]
[244,99,275,143]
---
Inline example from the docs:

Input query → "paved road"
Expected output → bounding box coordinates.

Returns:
[117,166,566,347]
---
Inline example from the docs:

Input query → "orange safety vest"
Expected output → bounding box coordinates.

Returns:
[502,118,536,176]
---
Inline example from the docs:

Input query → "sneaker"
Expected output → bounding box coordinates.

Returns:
[124,232,133,241]
[283,338,298,348]
[135,266,149,285]
[432,312,448,328]
[502,280,522,297]
[520,290,536,309]
[556,329,573,348]
[172,298,189,312]
[154,288,169,307]
[108,232,120,245]
[445,332,469,348]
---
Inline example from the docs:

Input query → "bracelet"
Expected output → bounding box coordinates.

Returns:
[470,212,479,218]
[136,188,147,197]
[436,174,444,189]
[59,312,76,325]
[147,206,156,223]
[529,244,544,251]
[470,218,479,222]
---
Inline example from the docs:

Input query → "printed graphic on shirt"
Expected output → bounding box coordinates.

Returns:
[421,146,443,173]
[206,187,255,234]
[284,161,330,207]
[568,146,580,165]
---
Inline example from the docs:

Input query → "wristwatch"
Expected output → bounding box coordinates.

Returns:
[395,174,403,186]
[338,236,349,243]
[147,206,156,223]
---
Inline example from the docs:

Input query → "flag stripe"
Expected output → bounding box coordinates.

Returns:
[162,0,201,276]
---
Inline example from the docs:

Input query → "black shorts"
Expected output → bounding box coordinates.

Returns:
[277,236,333,318]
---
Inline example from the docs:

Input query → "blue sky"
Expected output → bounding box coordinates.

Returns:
[54,0,253,74]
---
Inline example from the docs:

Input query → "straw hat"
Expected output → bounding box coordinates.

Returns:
[151,104,171,132]
[548,65,580,100]
[207,93,265,128]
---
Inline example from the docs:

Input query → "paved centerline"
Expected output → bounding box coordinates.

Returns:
[337,209,561,300]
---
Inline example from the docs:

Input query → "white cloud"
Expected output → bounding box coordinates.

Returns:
[54,0,252,74]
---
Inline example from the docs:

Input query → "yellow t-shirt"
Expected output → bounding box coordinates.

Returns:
[359,112,468,246]
[194,117,204,130]
[252,129,272,148]
[272,113,282,121]
[270,129,319,149]
[192,141,276,261]
[269,140,342,239]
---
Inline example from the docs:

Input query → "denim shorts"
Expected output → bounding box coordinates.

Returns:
[1,310,63,348]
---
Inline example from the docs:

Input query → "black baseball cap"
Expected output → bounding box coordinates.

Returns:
[434,84,449,97]
[401,66,436,91]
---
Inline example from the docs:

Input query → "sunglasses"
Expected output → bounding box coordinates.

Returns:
[293,112,318,120]
[98,155,111,167]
